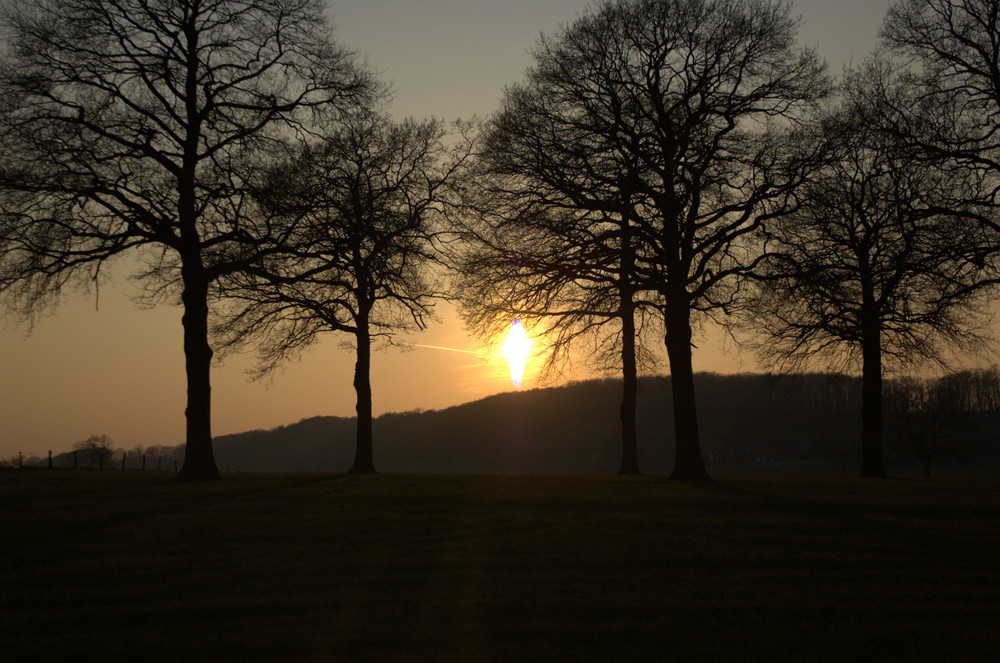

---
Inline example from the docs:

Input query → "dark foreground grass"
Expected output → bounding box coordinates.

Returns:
[1,472,998,662]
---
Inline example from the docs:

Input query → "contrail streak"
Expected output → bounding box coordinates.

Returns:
[409,343,485,356]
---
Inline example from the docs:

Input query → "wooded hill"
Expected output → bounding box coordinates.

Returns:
[200,372,1000,476]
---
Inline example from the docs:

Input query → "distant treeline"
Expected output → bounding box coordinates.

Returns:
[8,370,998,476]
[211,370,1000,476]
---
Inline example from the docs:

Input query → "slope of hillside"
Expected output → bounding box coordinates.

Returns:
[29,372,996,475]
[211,374,876,474]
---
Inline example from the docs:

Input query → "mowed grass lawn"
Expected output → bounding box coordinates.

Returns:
[1,472,998,662]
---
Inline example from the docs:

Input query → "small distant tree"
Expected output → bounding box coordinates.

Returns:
[937,366,1000,411]
[145,445,182,471]
[128,445,145,470]
[885,376,957,477]
[215,112,471,474]
[744,58,994,477]
[884,369,1000,477]
[73,434,114,470]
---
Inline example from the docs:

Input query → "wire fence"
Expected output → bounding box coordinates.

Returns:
[0,449,181,472]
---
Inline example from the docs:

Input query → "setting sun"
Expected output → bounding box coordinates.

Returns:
[500,318,532,388]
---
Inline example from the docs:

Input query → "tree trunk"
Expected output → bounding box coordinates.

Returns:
[859,315,888,478]
[619,305,640,475]
[174,28,219,481]
[176,266,221,481]
[349,315,376,474]
[615,214,641,475]
[663,300,710,482]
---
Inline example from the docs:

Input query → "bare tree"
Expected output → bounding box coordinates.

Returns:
[885,374,978,478]
[462,0,827,480]
[455,174,658,474]
[882,0,1000,170]
[879,1,1000,242]
[73,434,114,470]
[743,58,994,477]
[0,0,374,479]
[214,112,470,474]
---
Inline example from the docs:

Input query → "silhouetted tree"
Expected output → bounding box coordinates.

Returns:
[455,185,657,475]
[214,111,470,474]
[879,0,1000,246]
[0,0,374,480]
[744,58,994,477]
[885,374,973,477]
[882,0,1000,174]
[462,0,827,480]
[73,434,114,470]
[936,366,1000,411]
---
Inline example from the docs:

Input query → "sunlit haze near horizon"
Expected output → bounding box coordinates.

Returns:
[2,0,915,457]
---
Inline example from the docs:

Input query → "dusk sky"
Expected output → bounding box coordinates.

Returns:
[2,0,903,457]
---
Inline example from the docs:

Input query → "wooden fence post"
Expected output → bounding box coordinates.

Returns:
[48,450,52,470]
[142,454,146,471]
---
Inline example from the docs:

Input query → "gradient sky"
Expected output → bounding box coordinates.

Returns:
[1,0,899,458]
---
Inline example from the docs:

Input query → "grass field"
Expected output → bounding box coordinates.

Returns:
[1,471,998,661]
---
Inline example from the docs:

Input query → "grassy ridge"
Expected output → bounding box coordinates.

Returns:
[2,472,998,661]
